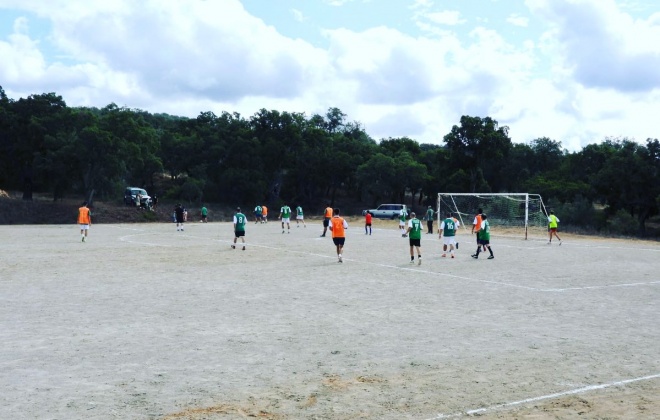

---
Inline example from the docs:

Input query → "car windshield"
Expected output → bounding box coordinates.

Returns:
[132,189,148,196]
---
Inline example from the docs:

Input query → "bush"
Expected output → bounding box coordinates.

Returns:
[551,195,597,228]
[604,209,638,236]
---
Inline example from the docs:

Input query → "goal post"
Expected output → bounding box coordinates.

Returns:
[437,193,548,239]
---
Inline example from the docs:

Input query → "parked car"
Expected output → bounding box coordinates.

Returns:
[124,187,152,208]
[362,204,408,219]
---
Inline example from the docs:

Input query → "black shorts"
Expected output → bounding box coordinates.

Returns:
[409,238,421,247]
[235,231,245,237]
[365,223,372,227]
[478,238,490,245]
[323,218,330,227]
[332,237,345,246]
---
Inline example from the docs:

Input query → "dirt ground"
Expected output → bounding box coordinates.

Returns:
[1,218,659,419]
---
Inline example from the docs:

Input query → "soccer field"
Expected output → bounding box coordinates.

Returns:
[1,220,659,419]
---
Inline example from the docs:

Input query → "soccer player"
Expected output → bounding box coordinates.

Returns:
[261,205,268,223]
[547,210,562,245]
[439,212,457,258]
[399,207,408,236]
[279,204,292,234]
[329,208,348,262]
[471,208,486,251]
[472,214,494,259]
[174,203,185,231]
[77,201,91,242]
[321,203,333,237]
[200,205,208,223]
[452,213,461,249]
[254,205,262,224]
[232,207,247,250]
[405,212,423,265]
[425,205,434,234]
[295,205,306,227]
[365,211,372,235]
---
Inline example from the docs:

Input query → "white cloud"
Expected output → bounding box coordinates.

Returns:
[0,0,658,150]
[528,0,660,92]
[507,14,529,27]
[426,10,466,26]
[291,8,305,23]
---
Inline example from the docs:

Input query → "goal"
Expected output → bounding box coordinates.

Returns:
[437,193,548,239]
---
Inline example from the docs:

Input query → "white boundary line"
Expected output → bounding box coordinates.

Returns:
[111,225,660,417]
[426,372,660,419]
[114,227,660,292]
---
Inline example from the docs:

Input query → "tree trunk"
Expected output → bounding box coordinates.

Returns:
[22,164,33,200]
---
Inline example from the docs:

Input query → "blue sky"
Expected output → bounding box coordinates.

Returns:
[1,0,659,150]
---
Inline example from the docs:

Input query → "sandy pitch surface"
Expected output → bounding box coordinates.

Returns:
[1,220,659,419]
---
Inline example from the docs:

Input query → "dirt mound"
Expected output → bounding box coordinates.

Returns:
[0,197,173,225]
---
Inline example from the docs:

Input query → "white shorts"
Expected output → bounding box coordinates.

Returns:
[296,215,304,220]
[399,221,406,227]
[443,236,456,246]
[282,217,290,223]
[79,224,90,230]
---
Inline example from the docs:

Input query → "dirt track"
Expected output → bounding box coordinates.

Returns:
[1,220,659,419]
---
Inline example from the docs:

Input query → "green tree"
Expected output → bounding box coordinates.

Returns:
[8,92,69,200]
[443,116,512,192]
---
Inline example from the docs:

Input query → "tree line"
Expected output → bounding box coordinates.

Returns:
[0,86,658,236]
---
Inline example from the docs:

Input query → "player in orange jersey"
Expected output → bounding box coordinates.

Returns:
[77,201,92,242]
[329,208,349,263]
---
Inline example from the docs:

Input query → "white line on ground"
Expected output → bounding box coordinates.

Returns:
[115,226,660,292]
[426,372,660,419]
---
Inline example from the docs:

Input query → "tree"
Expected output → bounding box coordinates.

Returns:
[590,139,659,235]
[9,93,69,200]
[443,116,512,192]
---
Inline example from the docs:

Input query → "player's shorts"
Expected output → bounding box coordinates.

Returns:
[332,237,345,246]
[478,238,490,245]
[443,236,456,246]
[323,218,330,227]
[176,216,184,223]
[235,230,245,237]
[254,212,261,219]
[79,224,89,230]
[549,227,557,232]
[282,217,290,223]
[409,238,421,247]
[365,222,372,227]
[474,232,480,242]
[296,215,304,220]
[399,221,406,227]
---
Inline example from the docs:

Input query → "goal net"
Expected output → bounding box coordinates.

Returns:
[437,193,548,239]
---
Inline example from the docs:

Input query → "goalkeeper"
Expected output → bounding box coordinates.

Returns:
[547,210,562,245]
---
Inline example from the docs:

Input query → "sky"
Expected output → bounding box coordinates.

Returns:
[1,0,659,151]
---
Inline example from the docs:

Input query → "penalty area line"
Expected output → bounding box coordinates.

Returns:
[426,372,660,419]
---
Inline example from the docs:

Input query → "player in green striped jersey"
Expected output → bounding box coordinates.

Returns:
[405,212,424,265]
[295,205,306,228]
[472,214,494,259]
[232,207,247,250]
[439,212,457,258]
[279,204,292,234]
